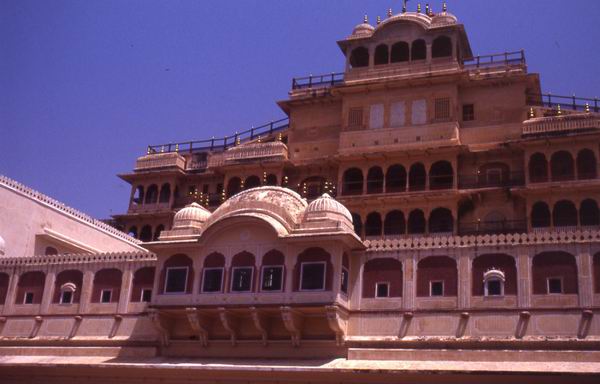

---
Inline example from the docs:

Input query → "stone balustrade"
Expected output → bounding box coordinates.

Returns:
[207,142,288,168]
[522,113,600,136]
[0,251,156,267]
[134,152,186,171]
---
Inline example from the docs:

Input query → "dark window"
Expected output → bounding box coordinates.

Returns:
[141,289,152,302]
[462,104,475,121]
[434,98,451,120]
[261,266,283,291]
[430,281,444,296]
[350,47,369,68]
[231,267,253,292]
[23,292,34,304]
[341,268,349,294]
[165,267,188,293]
[548,278,562,294]
[300,262,326,291]
[45,246,58,255]
[376,282,389,298]
[374,44,389,65]
[390,42,409,63]
[60,290,73,304]
[100,290,112,303]
[348,108,364,128]
[486,280,502,296]
[411,39,426,61]
[202,268,223,293]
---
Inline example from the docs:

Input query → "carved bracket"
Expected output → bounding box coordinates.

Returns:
[29,316,43,339]
[515,311,530,339]
[68,315,83,339]
[218,307,239,346]
[399,312,413,338]
[185,307,210,347]
[0,317,7,339]
[325,305,348,346]
[149,309,171,347]
[250,307,269,346]
[456,312,469,338]
[109,314,123,339]
[578,309,594,339]
[281,306,303,347]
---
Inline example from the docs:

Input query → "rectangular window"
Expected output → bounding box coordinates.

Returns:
[411,99,427,125]
[261,266,283,292]
[486,168,503,185]
[375,282,390,298]
[430,281,444,297]
[164,267,189,294]
[100,289,112,303]
[348,107,364,128]
[300,262,326,291]
[486,280,502,296]
[369,103,384,129]
[547,277,563,294]
[462,104,475,121]
[60,290,73,304]
[341,267,349,294]
[202,268,224,293]
[390,101,406,127]
[434,98,451,120]
[141,288,152,303]
[23,292,34,304]
[231,267,253,292]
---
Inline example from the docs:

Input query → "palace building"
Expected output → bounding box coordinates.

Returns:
[0,3,599,382]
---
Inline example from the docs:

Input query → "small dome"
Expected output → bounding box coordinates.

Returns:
[173,202,211,229]
[483,268,505,282]
[305,193,353,223]
[431,12,457,26]
[0,234,4,255]
[351,21,374,38]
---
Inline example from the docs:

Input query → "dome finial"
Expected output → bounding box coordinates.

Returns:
[443,2,447,12]
[387,8,393,17]
[417,3,422,13]
[376,15,381,25]
[402,0,407,13]
[363,14,368,24]
[425,3,430,15]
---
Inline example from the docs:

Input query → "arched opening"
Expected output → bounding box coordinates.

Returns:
[429,208,454,233]
[365,212,383,237]
[386,165,407,193]
[529,153,548,183]
[0,273,9,305]
[551,151,575,181]
[245,175,261,190]
[351,213,363,237]
[429,161,453,190]
[417,256,457,297]
[553,200,578,227]
[411,39,426,61]
[301,176,327,200]
[374,44,389,65]
[532,252,578,294]
[577,149,597,179]
[153,224,165,241]
[294,247,333,291]
[531,202,551,228]
[482,210,508,234]
[342,168,364,195]
[128,226,138,239]
[432,35,452,58]
[226,177,242,197]
[16,271,45,304]
[132,185,144,205]
[390,41,410,63]
[261,250,285,292]
[408,209,426,234]
[161,254,194,294]
[53,270,83,304]
[201,252,225,293]
[471,254,517,296]
[366,166,384,194]
[265,174,278,186]
[362,258,403,298]
[580,199,600,226]
[478,162,509,187]
[384,210,406,236]
[409,163,426,191]
[131,267,155,302]
[230,251,256,293]
[144,184,158,204]
[350,46,369,68]
[45,246,58,255]
[92,268,122,303]
[159,183,171,203]
[139,225,153,242]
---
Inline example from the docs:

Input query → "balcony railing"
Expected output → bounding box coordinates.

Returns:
[291,72,344,90]
[522,112,600,136]
[463,50,526,71]
[527,93,600,113]
[134,152,186,172]
[458,172,525,189]
[207,141,288,168]
[458,220,528,236]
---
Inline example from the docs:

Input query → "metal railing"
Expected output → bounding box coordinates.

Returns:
[458,220,528,236]
[291,72,344,90]
[147,118,289,154]
[527,93,600,112]
[458,172,525,189]
[463,50,526,70]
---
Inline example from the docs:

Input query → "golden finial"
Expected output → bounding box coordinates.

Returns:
[387,8,392,17]
[175,143,179,152]
[377,16,381,25]
[585,103,590,113]
[443,2,447,12]
[257,135,261,143]
[557,104,562,115]
[160,145,165,153]
[363,14,368,24]
[417,4,421,13]
[147,147,151,155]
[425,4,430,15]
[529,107,535,119]
[235,132,240,145]
[277,132,282,141]
[402,0,407,13]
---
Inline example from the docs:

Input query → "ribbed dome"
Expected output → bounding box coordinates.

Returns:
[431,12,457,26]
[351,22,374,37]
[173,202,211,229]
[305,193,353,223]
[0,234,4,255]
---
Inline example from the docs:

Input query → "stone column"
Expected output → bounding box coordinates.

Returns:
[426,43,432,64]
[192,256,202,297]
[457,254,470,309]
[40,270,56,315]
[577,251,593,308]
[117,266,133,314]
[284,246,296,296]
[79,270,95,314]
[2,270,19,315]
[517,253,531,308]
[403,257,416,311]
[331,249,342,298]
[350,255,363,310]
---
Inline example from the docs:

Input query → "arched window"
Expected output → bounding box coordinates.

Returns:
[366,166,384,194]
[408,209,426,234]
[161,254,193,294]
[482,210,508,234]
[93,268,122,303]
[144,184,158,204]
[0,273,9,305]
[553,200,578,227]
[365,212,383,237]
[384,210,406,236]
[139,225,153,242]
[294,247,333,291]
[261,250,285,292]
[245,175,261,190]
[45,246,58,255]
[131,267,155,302]
[265,174,278,186]
[351,213,363,237]
[226,177,242,197]
[551,151,575,181]
[429,208,454,233]
[580,199,600,226]
[478,162,509,187]
[159,184,171,203]
[362,258,403,298]
[386,165,407,193]
[471,254,517,296]
[432,36,452,58]
[302,176,327,200]
[577,149,597,179]
[230,251,256,293]
[417,256,457,297]
[350,46,369,68]
[531,202,551,228]
[16,271,45,304]
[132,185,144,205]
[409,163,426,191]
[201,253,225,293]
[374,44,389,65]
[429,161,454,190]
[390,41,409,63]
[128,226,138,239]
[153,224,165,241]
[529,153,548,183]
[411,39,426,61]
[53,270,83,304]
[342,168,364,196]
[532,252,578,294]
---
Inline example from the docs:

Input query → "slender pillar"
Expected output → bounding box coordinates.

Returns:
[79,270,95,314]
[577,251,593,308]
[517,253,531,308]
[457,254,470,309]
[117,267,133,314]
[403,257,415,310]
[2,270,19,315]
[40,270,56,315]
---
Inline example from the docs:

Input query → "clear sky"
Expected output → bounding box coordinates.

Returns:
[1,0,600,218]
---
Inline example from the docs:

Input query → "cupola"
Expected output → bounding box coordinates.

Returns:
[172,202,211,229]
[304,193,353,223]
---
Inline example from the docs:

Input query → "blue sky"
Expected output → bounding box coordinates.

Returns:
[1,0,600,218]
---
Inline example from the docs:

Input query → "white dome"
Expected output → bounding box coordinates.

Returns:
[305,193,353,223]
[173,202,211,229]
[0,234,4,255]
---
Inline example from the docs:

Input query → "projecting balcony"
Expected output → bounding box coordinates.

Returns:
[458,171,525,189]
[134,152,186,172]
[523,113,600,137]
[207,141,288,168]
